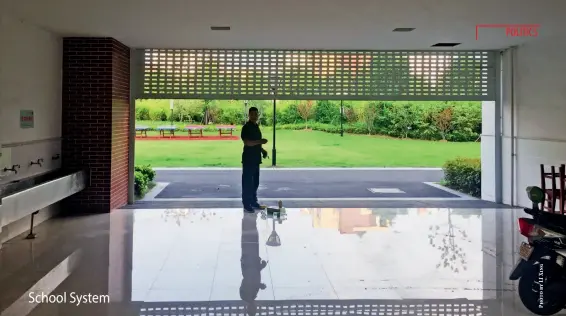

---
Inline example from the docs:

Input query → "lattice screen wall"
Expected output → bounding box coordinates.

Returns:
[139,300,494,316]
[133,49,496,101]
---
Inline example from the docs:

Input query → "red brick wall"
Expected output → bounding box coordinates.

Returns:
[62,37,130,213]
[110,41,131,210]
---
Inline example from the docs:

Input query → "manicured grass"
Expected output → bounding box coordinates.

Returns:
[135,128,480,167]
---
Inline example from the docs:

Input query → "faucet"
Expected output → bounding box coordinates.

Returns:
[3,165,21,174]
[30,158,44,167]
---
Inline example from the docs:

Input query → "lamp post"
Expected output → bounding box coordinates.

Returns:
[244,100,248,124]
[169,100,174,127]
[272,97,276,167]
[270,77,278,167]
[340,100,344,137]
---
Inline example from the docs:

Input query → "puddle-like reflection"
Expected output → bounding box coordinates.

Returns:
[0,207,533,316]
[240,212,267,315]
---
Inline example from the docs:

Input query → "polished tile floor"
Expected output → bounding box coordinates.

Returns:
[0,207,543,315]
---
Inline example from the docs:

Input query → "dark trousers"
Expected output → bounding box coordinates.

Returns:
[242,164,260,206]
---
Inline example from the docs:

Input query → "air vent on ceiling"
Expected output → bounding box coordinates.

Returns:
[431,42,461,47]
[211,26,231,31]
[392,28,415,32]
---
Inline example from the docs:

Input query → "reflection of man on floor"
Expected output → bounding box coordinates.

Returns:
[241,107,268,213]
[240,212,267,315]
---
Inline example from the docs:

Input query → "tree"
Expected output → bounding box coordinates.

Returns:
[297,100,314,129]
[359,102,378,135]
[202,99,217,124]
[434,106,454,141]
[344,105,357,123]
[391,103,414,139]
[427,209,469,273]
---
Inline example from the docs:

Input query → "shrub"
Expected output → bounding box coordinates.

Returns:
[443,158,481,197]
[172,102,190,122]
[263,109,282,126]
[448,103,482,142]
[343,103,357,123]
[314,100,340,124]
[135,164,156,182]
[135,99,482,142]
[278,104,301,124]
[136,106,151,120]
[220,108,245,125]
[134,171,148,196]
[433,106,454,141]
[149,108,168,121]
[360,102,379,135]
[387,103,415,138]
[297,100,315,128]
[278,122,366,134]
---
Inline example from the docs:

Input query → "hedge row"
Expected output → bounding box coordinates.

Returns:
[442,158,481,198]
[136,100,481,142]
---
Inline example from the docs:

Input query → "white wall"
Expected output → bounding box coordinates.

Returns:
[500,36,566,207]
[481,101,497,202]
[0,14,62,244]
[0,14,62,183]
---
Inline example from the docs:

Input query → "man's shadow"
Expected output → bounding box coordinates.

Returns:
[240,211,268,316]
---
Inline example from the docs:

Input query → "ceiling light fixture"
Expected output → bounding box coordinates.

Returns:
[392,28,415,32]
[431,43,461,47]
[211,26,231,31]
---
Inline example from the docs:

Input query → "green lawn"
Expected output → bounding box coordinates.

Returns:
[135,128,480,167]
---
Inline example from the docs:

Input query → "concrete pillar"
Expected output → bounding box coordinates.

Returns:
[481,101,497,202]
[62,38,131,212]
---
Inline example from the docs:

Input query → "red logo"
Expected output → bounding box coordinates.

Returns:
[476,24,540,40]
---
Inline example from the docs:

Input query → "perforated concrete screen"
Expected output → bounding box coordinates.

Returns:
[133,49,496,101]
[139,300,494,316]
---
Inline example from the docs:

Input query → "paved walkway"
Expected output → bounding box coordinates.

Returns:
[152,168,446,199]
[129,168,506,209]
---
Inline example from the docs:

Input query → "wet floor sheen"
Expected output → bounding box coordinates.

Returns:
[0,207,539,315]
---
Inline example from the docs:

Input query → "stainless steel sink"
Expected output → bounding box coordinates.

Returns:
[0,170,87,229]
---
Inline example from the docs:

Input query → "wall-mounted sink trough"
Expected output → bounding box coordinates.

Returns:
[0,170,87,241]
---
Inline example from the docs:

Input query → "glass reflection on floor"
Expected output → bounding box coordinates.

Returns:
[0,207,534,316]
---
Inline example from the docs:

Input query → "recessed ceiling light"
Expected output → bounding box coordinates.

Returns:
[392,28,415,32]
[431,42,461,47]
[211,26,231,31]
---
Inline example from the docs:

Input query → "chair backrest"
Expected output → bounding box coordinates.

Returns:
[540,164,559,212]
[559,164,566,214]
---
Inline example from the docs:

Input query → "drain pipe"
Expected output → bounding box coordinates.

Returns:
[510,47,516,206]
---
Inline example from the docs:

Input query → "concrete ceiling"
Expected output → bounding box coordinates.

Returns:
[2,0,566,50]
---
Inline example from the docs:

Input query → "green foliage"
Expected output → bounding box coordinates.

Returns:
[360,102,379,135]
[135,99,482,142]
[279,104,302,124]
[135,164,156,182]
[220,108,246,125]
[278,122,367,134]
[136,106,151,120]
[343,103,357,123]
[134,164,156,197]
[314,100,340,124]
[149,108,168,121]
[134,171,148,196]
[443,157,481,197]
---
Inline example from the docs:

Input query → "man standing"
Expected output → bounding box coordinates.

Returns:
[241,107,268,213]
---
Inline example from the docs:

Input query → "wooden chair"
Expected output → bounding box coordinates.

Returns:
[558,164,566,215]
[541,164,560,213]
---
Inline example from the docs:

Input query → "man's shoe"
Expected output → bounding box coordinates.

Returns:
[243,205,255,213]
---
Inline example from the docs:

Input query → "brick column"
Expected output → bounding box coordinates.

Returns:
[62,38,130,213]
